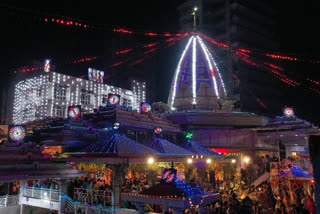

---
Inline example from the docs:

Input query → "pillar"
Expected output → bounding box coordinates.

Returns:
[20,204,24,214]
[57,179,70,214]
[111,164,128,209]
[135,202,145,214]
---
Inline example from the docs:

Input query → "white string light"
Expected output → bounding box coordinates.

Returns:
[192,37,197,104]
[196,36,220,99]
[197,36,227,97]
[169,36,194,110]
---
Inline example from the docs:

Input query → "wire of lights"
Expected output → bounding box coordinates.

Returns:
[169,36,194,110]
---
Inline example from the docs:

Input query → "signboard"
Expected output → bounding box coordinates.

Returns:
[8,125,26,143]
[88,68,104,83]
[141,102,151,113]
[107,93,120,105]
[68,105,81,119]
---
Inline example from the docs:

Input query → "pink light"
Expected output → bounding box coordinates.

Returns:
[164,33,172,37]
[145,32,158,36]
[44,18,48,22]
[145,43,158,48]
[115,49,133,55]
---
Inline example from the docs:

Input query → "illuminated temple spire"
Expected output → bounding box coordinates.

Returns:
[168,35,229,111]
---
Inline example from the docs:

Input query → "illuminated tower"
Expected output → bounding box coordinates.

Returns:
[168,35,231,111]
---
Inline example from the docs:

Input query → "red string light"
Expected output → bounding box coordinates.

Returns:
[144,43,158,48]
[0,117,11,123]
[113,28,134,34]
[115,49,133,55]
[73,56,98,64]
[145,32,158,36]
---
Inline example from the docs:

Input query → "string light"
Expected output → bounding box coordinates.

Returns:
[169,36,193,110]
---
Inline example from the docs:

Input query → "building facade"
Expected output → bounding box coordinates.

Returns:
[13,72,146,124]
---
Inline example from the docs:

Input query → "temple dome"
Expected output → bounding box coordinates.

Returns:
[168,35,232,111]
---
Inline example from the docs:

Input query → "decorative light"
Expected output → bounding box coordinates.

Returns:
[147,157,155,164]
[44,59,51,73]
[141,102,151,113]
[8,125,26,143]
[68,105,81,119]
[113,122,120,130]
[169,36,193,109]
[197,36,222,98]
[185,132,193,140]
[154,127,162,135]
[88,68,104,84]
[283,107,294,117]
[192,37,197,104]
[187,158,193,164]
[244,157,250,164]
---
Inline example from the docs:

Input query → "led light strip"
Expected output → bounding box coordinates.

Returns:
[170,36,194,109]
[192,37,197,104]
[196,36,219,99]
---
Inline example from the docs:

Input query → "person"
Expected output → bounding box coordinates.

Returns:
[308,195,317,214]
[283,192,291,213]
[275,195,282,210]
[301,194,309,213]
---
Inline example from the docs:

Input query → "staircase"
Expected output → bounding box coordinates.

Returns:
[253,172,270,187]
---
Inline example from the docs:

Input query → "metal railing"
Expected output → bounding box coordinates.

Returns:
[64,195,115,214]
[0,195,19,207]
[23,186,60,202]
[73,188,113,207]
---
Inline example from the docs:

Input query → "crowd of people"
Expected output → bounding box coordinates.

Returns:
[122,177,150,193]
[26,179,60,190]
[203,181,317,214]
[67,176,112,206]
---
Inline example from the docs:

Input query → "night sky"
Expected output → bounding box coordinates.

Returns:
[1,1,320,125]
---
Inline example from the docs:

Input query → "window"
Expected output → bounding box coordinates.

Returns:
[54,86,66,100]
[53,105,66,117]
[81,93,90,105]
[122,98,131,107]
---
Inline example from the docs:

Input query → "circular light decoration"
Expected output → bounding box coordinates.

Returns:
[154,127,162,135]
[113,122,120,130]
[141,102,151,113]
[283,107,294,117]
[108,93,120,105]
[161,169,176,184]
[9,125,26,143]
[68,106,81,119]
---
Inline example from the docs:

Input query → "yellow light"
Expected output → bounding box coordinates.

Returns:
[244,157,250,164]
[206,158,211,164]
[147,157,154,164]
[231,159,236,163]
[292,152,297,156]
[187,158,193,164]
